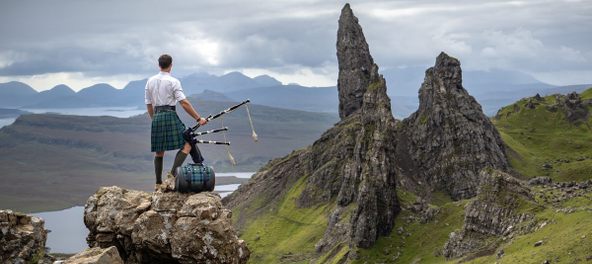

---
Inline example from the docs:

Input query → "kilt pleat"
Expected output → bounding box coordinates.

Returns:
[151,111,186,152]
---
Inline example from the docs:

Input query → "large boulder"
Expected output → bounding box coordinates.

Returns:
[84,186,249,264]
[396,52,509,200]
[0,209,53,264]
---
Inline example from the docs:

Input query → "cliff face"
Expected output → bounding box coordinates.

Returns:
[84,186,249,264]
[224,3,399,260]
[396,52,509,200]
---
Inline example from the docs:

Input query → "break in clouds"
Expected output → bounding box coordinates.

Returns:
[0,0,591,90]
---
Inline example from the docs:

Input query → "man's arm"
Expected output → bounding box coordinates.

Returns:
[180,99,207,125]
[147,104,154,119]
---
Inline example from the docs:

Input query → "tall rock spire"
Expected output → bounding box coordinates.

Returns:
[337,3,375,119]
[396,52,509,200]
[224,4,399,261]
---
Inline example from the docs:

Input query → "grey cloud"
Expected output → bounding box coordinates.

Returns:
[0,0,590,85]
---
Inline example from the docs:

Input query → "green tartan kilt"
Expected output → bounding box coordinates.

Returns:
[151,110,186,152]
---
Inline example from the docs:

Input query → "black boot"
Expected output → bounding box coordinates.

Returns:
[154,156,163,184]
[170,150,188,176]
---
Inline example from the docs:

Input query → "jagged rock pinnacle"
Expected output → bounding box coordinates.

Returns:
[224,4,399,260]
[337,3,375,119]
[396,52,509,200]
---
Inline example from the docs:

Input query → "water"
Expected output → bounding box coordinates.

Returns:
[0,118,16,128]
[34,172,254,254]
[216,172,255,178]
[217,184,242,198]
[22,106,146,118]
[33,206,88,253]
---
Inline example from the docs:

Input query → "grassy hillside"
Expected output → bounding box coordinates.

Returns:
[493,88,592,182]
[237,175,334,263]
[0,99,337,212]
[231,88,592,264]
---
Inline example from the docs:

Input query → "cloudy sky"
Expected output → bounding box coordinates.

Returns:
[0,0,590,91]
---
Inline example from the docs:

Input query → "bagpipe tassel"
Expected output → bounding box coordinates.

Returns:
[227,149,237,166]
[246,104,259,142]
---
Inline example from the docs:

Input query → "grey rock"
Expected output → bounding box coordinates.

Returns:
[525,99,539,109]
[64,246,123,264]
[442,169,535,259]
[84,186,249,264]
[336,3,374,119]
[528,176,552,186]
[396,52,509,200]
[556,92,588,123]
[0,209,53,264]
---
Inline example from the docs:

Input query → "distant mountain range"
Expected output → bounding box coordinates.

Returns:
[0,70,590,117]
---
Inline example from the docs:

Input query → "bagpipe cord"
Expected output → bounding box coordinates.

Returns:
[220,116,236,166]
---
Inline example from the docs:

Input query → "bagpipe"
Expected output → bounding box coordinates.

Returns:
[176,100,258,193]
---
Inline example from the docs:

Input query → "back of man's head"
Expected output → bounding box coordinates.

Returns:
[158,54,173,69]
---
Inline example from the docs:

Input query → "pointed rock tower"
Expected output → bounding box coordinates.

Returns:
[224,4,399,261]
[396,52,509,200]
[337,3,374,119]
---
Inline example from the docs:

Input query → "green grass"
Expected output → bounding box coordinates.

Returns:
[581,88,592,99]
[239,175,333,263]
[494,88,592,182]
[469,208,592,263]
[352,194,468,264]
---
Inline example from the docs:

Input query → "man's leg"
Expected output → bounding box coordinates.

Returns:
[154,152,165,184]
[170,143,191,176]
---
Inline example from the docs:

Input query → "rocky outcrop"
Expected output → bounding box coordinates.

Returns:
[337,3,374,119]
[225,3,399,259]
[64,246,123,264]
[442,169,536,259]
[559,92,588,122]
[0,209,53,264]
[396,52,509,200]
[84,186,249,264]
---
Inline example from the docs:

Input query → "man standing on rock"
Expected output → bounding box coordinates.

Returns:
[145,54,207,189]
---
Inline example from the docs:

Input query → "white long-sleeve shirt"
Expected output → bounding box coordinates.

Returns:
[144,71,187,106]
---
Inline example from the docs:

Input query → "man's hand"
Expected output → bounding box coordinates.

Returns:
[198,117,208,126]
[147,104,154,120]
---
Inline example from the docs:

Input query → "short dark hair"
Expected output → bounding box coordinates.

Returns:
[158,54,172,69]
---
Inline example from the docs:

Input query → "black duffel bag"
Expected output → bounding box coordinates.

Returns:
[175,163,216,193]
